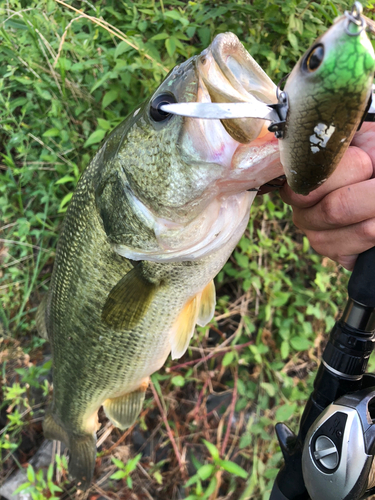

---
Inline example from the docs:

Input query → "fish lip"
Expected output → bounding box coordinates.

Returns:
[198,33,277,143]
[209,33,276,103]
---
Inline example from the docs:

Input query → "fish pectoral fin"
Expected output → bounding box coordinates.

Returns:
[43,412,69,445]
[36,295,48,340]
[103,380,149,430]
[102,266,158,330]
[68,433,97,491]
[170,296,199,360]
[197,280,216,327]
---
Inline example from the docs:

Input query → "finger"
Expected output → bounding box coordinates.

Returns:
[292,178,375,231]
[280,146,373,209]
[304,217,375,270]
[351,122,375,174]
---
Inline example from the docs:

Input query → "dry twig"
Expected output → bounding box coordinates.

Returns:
[149,379,187,478]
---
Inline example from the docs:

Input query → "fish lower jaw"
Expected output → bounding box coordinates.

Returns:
[113,191,254,263]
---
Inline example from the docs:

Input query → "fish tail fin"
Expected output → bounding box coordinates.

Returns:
[68,433,97,491]
[103,380,148,430]
[43,412,96,490]
[36,295,48,339]
[43,412,69,444]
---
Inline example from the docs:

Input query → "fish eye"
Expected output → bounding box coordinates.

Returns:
[150,93,177,122]
[303,44,324,72]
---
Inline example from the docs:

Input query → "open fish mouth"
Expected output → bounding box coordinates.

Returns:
[197,32,277,143]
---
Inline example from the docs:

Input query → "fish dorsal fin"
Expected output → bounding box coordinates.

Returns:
[197,280,216,327]
[102,266,157,331]
[170,296,199,360]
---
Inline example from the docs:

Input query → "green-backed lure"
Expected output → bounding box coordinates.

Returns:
[280,3,375,194]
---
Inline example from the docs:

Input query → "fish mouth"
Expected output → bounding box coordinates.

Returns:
[197,33,277,143]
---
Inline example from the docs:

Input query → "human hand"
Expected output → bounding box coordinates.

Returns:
[280,122,375,270]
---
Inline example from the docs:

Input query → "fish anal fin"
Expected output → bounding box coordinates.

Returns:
[103,380,149,430]
[102,266,157,330]
[170,296,199,360]
[36,295,48,340]
[197,280,216,327]
[69,433,97,491]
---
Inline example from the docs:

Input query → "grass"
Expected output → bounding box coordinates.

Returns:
[0,0,370,499]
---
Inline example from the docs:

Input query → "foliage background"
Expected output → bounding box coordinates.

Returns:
[1,0,373,499]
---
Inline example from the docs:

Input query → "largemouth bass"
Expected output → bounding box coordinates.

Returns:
[38,10,375,489]
[280,6,375,194]
[37,33,283,489]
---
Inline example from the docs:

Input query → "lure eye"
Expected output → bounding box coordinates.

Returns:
[150,93,177,122]
[304,44,324,72]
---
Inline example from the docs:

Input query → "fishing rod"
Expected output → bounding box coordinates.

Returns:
[269,246,375,500]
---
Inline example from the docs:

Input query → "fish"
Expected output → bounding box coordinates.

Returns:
[280,7,375,195]
[37,32,284,490]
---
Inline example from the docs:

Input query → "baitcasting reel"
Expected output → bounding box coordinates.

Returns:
[302,386,375,500]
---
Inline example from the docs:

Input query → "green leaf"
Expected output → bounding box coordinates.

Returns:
[111,457,126,469]
[203,440,219,461]
[97,118,111,130]
[272,291,290,307]
[55,176,75,185]
[197,464,215,480]
[203,476,217,499]
[27,464,35,483]
[153,470,163,484]
[102,90,118,108]
[165,37,176,57]
[287,32,299,50]
[260,382,276,397]
[290,336,311,351]
[150,33,169,41]
[171,375,185,387]
[280,340,289,360]
[185,473,199,487]
[42,128,60,138]
[58,192,73,212]
[90,72,114,93]
[48,483,63,493]
[164,11,189,26]
[13,482,31,494]
[47,463,54,482]
[84,129,106,148]
[57,57,72,71]
[36,87,52,100]
[110,470,127,480]
[198,27,211,46]
[125,453,142,472]
[115,41,132,59]
[222,351,234,367]
[219,459,248,479]
[303,236,310,253]
[275,403,297,422]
